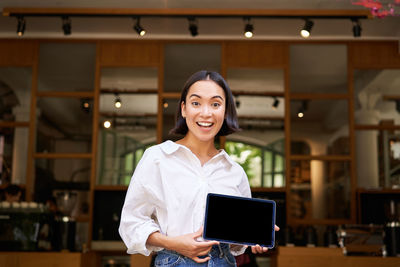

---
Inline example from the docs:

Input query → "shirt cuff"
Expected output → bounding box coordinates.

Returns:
[126,222,162,256]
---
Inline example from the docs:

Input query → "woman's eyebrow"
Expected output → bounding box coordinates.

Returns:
[188,94,224,100]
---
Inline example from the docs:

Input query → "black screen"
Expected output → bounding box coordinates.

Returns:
[204,193,275,247]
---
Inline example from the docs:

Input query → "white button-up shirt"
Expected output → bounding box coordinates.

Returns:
[119,140,251,256]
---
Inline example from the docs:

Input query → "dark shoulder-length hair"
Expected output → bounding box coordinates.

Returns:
[170,70,240,137]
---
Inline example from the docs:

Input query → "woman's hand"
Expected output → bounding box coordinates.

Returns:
[147,228,218,262]
[251,225,280,254]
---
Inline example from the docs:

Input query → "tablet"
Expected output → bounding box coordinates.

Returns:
[203,193,276,248]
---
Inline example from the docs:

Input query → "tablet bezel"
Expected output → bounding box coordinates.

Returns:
[203,193,276,248]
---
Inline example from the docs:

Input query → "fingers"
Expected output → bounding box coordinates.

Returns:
[251,244,268,254]
[192,256,211,263]
[275,225,280,231]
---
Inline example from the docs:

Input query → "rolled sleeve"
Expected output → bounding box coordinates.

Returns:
[119,149,163,256]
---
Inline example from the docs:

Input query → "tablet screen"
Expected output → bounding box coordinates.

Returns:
[203,193,276,248]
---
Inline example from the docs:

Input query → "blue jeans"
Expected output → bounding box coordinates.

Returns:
[154,243,236,267]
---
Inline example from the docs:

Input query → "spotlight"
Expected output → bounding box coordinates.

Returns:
[272,97,280,109]
[300,19,314,38]
[16,16,25,37]
[351,18,362,37]
[243,17,253,38]
[114,94,122,109]
[163,101,169,109]
[297,100,308,118]
[188,17,198,37]
[81,98,91,113]
[133,17,146,36]
[103,120,111,128]
[62,16,71,35]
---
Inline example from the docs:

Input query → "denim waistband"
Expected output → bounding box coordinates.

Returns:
[159,243,231,259]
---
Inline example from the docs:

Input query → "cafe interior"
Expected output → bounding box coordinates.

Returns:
[0,1,399,267]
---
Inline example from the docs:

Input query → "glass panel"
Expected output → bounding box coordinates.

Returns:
[354,69,400,126]
[100,67,158,92]
[38,43,96,92]
[356,129,400,189]
[162,98,181,142]
[225,68,285,188]
[97,67,158,185]
[36,97,93,153]
[289,160,351,220]
[164,44,221,92]
[34,158,90,216]
[290,99,349,155]
[290,44,347,93]
[0,67,32,121]
[0,67,31,185]
[227,68,284,93]
[0,128,28,185]
[96,129,154,185]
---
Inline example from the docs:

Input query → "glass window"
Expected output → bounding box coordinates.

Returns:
[36,97,93,153]
[290,99,349,155]
[38,43,96,92]
[354,69,400,126]
[289,160,351,220]
[290,44,347,93]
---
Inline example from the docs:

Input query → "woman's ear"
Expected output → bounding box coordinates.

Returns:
[181,101,186,118]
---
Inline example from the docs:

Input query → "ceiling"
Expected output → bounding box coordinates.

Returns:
[0,0,399,39]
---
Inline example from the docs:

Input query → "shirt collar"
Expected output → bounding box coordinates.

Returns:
[160,140,234,167]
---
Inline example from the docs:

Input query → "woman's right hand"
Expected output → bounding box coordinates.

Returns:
[167,228,219,263]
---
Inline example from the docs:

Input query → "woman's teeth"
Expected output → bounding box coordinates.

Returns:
[197,122,213,127]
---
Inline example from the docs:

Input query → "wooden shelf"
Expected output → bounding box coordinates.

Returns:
[0,121,29,128]
[357,188,400,194]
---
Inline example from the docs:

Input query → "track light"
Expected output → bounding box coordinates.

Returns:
[81,98,91,113]
[243,17,253,38]
[272,97,280,109]
[133,17,146,36]
[62,16,71,35]
[114,94,122,109]
[188,17,198,37]
[351,18,362,37]
[16,16,25,37]
[300,19,314,38]
[297,100,308,118]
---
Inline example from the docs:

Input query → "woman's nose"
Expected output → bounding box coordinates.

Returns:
[200,105,211,116]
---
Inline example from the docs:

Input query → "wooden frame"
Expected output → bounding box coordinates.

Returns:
[1,38,399,250]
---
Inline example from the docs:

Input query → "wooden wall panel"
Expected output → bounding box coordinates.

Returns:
[350,41,400,68]
[0,40,37,66]
[99,41,161,67]
[224,42,287,68]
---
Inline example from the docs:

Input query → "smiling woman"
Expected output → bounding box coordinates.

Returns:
[119,70,271,267]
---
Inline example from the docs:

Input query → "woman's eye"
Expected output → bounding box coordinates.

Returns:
[212,102,221,108]
[191,101,200,106]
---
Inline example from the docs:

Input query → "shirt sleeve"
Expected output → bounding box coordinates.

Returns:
[231,169,252,256]
[118,149,163,256]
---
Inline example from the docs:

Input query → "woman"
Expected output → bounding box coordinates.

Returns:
[119,70,275,267]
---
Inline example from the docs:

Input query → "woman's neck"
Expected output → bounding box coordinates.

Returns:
[176,134,218,164]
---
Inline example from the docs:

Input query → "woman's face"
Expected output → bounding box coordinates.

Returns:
[181,80,226,143]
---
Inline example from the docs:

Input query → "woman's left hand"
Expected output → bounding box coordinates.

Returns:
[251,225,280,254]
